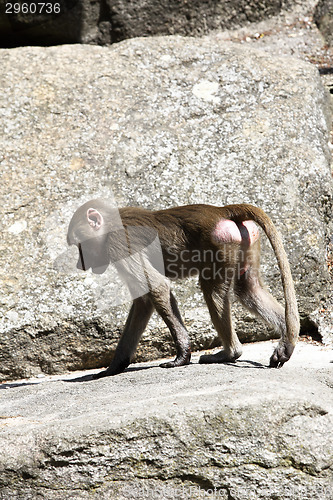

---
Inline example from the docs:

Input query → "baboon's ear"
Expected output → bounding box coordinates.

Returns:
[87,208,104,230]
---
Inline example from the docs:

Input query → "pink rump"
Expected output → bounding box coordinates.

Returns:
[212,219,259,245]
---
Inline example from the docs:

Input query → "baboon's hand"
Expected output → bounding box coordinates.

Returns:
[269,342,295,368]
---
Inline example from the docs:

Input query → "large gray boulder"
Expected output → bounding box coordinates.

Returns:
[0,36,332,380]
[0,342,332,499]
[0,0,318,47]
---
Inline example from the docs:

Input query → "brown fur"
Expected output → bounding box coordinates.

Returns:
[67,201,299,378]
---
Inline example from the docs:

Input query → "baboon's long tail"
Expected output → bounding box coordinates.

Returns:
[224,203,300,352]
